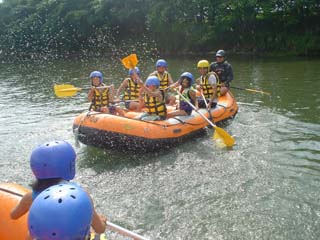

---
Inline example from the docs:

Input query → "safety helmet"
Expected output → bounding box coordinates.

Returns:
[128,67,140,76]
[28,183,93,240]
[155,59,167,68]
[197,60,210,69]
[216,49,226,57]
[145,76,160,87]
[180,72,195,85]
[89,71,103,83]
[30,140,76,181]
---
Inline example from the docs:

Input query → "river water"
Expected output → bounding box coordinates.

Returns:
[0,55,319,239]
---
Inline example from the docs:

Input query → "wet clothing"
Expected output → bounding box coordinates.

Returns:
[123,78,140,100]
[91,86,110,111]
[210,61,233,87]
[143,90,167,119]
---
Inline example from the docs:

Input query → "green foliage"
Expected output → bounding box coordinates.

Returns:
[0,0,319,57]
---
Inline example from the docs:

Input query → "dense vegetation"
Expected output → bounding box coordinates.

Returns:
[0,0,319,58]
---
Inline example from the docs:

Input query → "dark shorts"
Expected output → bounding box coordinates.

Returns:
[108,105,116,114]
[124,101,131,109]
[198,99,217,109]
[180,101,193,115]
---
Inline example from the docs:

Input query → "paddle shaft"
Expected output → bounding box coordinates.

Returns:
[106,221,149,240]
[230,86,270,95]
[0,187,149,240]
[176,90,215,128]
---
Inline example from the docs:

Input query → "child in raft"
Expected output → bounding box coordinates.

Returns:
[167,72,198,118]
[149,59,176,106]
[137,75,167,121]
[88,71,125,116]
[28,182,105,240]
[10,140,106,240]
[115,67,143,111]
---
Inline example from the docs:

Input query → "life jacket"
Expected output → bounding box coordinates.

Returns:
[92,87,109,111]
[150,71,170,89]
[199,72,221,98]
[123,77,139,100]
[179,86,194,104]
[144,90,167,118]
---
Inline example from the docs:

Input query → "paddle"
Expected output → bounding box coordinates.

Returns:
[175,90,235,147]
[230,86,270,95]
[54,84,113,98]
[121,53,138,69]
[106,221,149,240]
[0,186,149,240]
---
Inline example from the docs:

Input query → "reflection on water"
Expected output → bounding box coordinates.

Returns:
[0,56,320,239]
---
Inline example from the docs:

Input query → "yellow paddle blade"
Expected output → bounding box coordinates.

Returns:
[54,84,82,98]
[213,126,235,147]
[121,54,138,69]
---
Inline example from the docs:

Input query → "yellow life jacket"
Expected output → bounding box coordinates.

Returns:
[123,77,139,100]
[199,72,221,98]
[144,90,167,118]
[92,87,109,111]
[150,71,170,89]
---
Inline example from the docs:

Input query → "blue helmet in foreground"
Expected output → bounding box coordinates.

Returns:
[155,59,167,68]
[145,76,160,87]
[180,72,195,85]
[89,71,103,83]
[28,183,93,240]
[30,140,76,181]
[129,67,140,76]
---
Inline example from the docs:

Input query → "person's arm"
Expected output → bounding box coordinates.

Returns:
[11,192,33,219]
[115,79,128,98]
[138,87,145,110]
[108,85,115,103]
[225,63,234,84]
[91,208,107,234]
[88,88,95,102]
[167,73,174,85]
[208,74,217,107]
[189,89,198,109]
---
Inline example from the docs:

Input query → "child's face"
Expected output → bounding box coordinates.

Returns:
[147,85,157,91]
[157,66,166,73]
[91,77,101,87]
[198,67,208,75]
[181,78,190,88]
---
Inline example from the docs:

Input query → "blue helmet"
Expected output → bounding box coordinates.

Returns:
[145,76,160,87]
[128,67,140,76]
[155,59,167,68]
[28,183,93,240]
[89,71,103,83]
[30,141,76,181]
[180,72,195,85]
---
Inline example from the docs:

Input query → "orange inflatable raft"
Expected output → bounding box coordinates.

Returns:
[0,183,29,239]
[73,92,238,151]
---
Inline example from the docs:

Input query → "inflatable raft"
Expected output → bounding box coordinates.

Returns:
[73,92,238,151]
[0,183,29,239]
